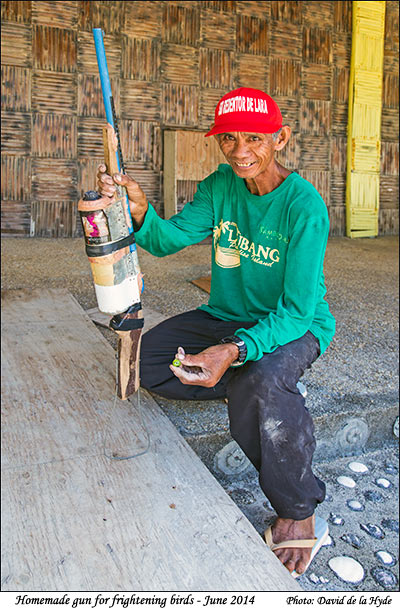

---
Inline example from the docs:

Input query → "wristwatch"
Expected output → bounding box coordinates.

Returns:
[219,335,247,367]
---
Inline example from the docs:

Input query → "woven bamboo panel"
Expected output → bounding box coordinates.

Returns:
[298,170,330,205]
[78,74,119,118]
[328,206,346,236]
[333,0,352,32]
[299,136,330,170]
[380,142,399,175]
[380,175,399,209]
[200,11,235,50]
[276,134,300,170]
[201,1,235,12]
[333,32,352,67]
[236,54,268,90]
[299,99,331,135]
[1,201,31,235]
[162,3,200,46]
[162,84,199,127]
[379,208,399,234]
[331,103,349,135]
[1,23,31,67]
[125,164,161,207]
[32,71,77,114]
[303,28,332,65]
[161,44,199,84]
[236,15,268,55]
[237,1,270,19]
[32,114,77,159]
[77,31,120,75]
[383,73,399,109]
[120,120,158,165]
[123,1,162,38]
[121,81,161,121]
[1,111,31,155]
[121,37,160,81]
[302,1,333,27]
[270,1,302,23]
[78,158,101,197]
[77,117,106,159]
[302,65,332,100]
[0,0,397,237]
[380,109,399,142]
[32,159,78,201]
[200,49,234,89]
[1,66,31,111]
[269,22,302,58]
[79,0,124,34]
[1,0,32,23]
[273,96,299,132]
[1,156,31,201]
[177,180,200,213]
[33,26,76,73]
[199,88,227,130]
[331,137,347,173]
[330,172,347,207]
[31,201,77,237]
[269,58,300,96]
[333,67,349,103]
[32,1,78,29]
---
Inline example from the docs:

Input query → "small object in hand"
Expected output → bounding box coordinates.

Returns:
[172,359,181,367]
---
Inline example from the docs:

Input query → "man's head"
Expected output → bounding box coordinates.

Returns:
[206,88,291,180]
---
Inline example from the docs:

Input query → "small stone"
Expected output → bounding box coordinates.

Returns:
[364,489,384,503]
[384,462,398,475]
[324,494,333,502]
[229,488,256,505]
[340,533,363,549]
[360,523,385,540]
[346,499,364,512]
[370,567,398,589]
[337,475,356,488]
[319,576,331,584]
[375,551,396,567]
[329,512,345,526]
[348,461,368,473]
[328,556,364,584]
[375,477,392,489]
[381,519,399,533]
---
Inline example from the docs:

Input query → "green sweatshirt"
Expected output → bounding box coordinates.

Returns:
[135,163,335,362]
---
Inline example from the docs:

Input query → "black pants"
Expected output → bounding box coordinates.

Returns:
[140,309,325,520]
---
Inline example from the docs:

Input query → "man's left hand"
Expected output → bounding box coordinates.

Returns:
[169,344,239,388]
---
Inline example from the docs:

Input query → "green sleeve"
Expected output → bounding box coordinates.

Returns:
[135,176,214,256]
[235,209,330,361]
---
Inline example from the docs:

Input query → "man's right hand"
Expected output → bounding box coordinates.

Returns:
[96,164,149,229]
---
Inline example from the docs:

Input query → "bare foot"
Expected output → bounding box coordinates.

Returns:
[271,514,315,575]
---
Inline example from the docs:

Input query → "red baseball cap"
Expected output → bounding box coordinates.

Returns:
[205,87,282,137]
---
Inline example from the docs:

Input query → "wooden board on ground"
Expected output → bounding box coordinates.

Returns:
[1,288,300,591]
[191,275,211,294]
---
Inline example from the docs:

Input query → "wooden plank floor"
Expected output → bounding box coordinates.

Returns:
[1,288,300,592]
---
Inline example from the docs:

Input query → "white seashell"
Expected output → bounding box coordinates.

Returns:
[328,556,364,583]
[337,475,356,488]
[376,478,391,489]
[348,461,368,473]
[347,499,364,511]
[375,551,396,566]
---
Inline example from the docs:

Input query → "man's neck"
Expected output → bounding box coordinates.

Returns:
[244,162,292,196]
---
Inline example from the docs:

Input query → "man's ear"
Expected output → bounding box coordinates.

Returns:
[274,125,291,151]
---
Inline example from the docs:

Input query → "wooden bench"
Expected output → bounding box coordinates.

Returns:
[1,288,300,591]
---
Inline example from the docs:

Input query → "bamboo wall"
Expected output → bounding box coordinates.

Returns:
[1,0,398,237]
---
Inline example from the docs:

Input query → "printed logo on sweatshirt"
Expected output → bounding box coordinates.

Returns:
[213,220,280,269]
